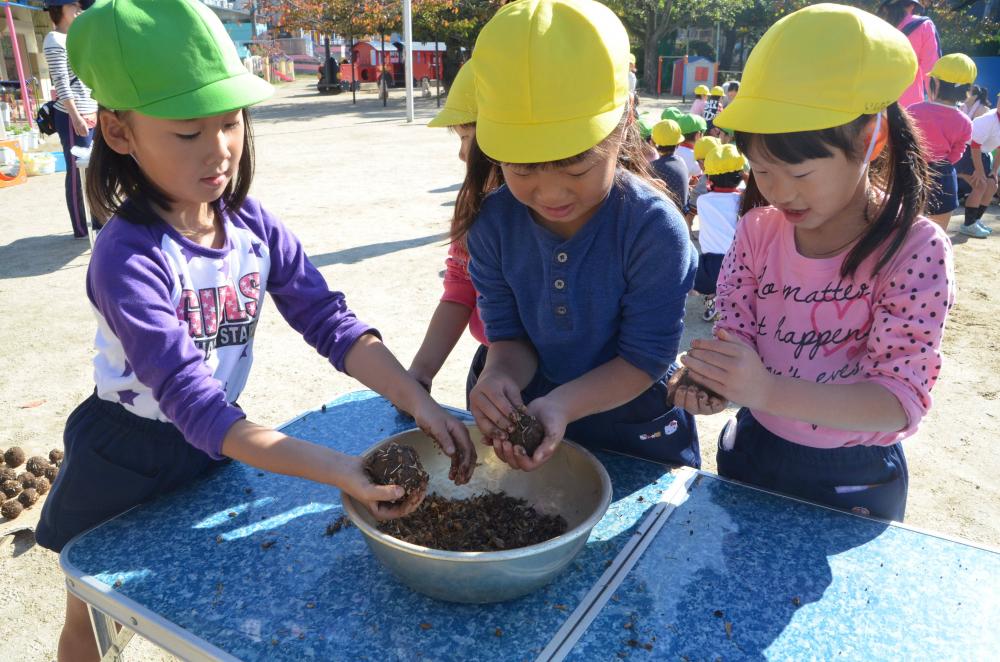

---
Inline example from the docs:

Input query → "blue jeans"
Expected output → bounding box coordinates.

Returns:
[54,107,93,237]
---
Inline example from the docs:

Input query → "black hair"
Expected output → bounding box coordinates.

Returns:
[86,107,256,224]
[452,107,674,243]
[968,85,990,107]
[656,145,677,157]
[727,81,740,93]
[933,79,970,104]
[879,0,920,27]
[708,171,742,189]
[47,6,64,23]
[736,102,928,279]
[683,132,700,142]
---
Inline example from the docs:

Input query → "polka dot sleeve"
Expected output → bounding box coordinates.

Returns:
[859,228,955,441]
[713,220,759,349]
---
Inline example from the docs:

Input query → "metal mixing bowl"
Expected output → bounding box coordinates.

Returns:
[342,423,612,604]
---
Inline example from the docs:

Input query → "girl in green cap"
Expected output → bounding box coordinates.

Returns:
[678,4,955,522]
[38,2,476,657]
[460,0,702,472]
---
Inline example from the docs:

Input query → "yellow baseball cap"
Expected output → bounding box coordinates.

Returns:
[629,53,637,65]
[652,120,683,147]
[473,0,630,163]
[693,135,721,160]
[705,144,746,175]
[428,63,476,127]
[714,3,916,134]
[710,85,725,97]
[694,84,710,96]
[928,53,977,86]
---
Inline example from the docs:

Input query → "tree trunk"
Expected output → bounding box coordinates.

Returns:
[720,27,737,71]
[641,0,675,94]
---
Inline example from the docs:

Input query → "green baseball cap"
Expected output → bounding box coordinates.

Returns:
[660,107,684,121]
[677,113,707,135]
[67,0,272,119]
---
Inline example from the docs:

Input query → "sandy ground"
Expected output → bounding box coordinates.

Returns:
[1,80,998,660]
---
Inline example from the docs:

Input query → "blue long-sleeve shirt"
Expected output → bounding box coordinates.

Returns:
[468,170,697,384]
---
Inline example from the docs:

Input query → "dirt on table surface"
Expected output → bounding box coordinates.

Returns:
[2,85,999,661]
[376,491,568,552]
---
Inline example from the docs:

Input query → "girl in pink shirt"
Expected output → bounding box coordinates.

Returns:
[880,0,940,107]
[409,65,504,402]
[675,4,955,522]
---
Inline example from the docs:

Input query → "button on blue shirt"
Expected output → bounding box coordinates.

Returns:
[468,170,698,384]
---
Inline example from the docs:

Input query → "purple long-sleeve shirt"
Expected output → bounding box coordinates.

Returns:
[88,196,376,459]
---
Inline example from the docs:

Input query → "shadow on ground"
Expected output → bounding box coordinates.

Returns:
[0,234,89,279]
[311,232,448,267]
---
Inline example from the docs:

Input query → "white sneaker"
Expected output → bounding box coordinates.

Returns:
[959,223,990,238]
[975,220,993,234]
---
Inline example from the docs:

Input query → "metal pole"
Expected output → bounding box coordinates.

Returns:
[435,38,440,108]
[4,2,33,128]
[350,34,356,105]
[403,0,414,122]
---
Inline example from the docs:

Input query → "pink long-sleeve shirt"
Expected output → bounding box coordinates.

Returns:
[714,207,955,449]
[897,15,940,108]
[908,102,973,163]
[441,241,488,346]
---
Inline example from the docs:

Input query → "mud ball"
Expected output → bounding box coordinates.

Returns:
[16,472,36,489]
[364,443,429,501]
[34,476,51,495]
[667,367,724,406]
[17,488,37,508]
[3,447,25,469]
[1,499,23,520]
[42,464,58,482]
[1,480,21,499]
[508,409,545,457]
[26,456,50,477]
[49,449,64,466]
[0,468,16,483]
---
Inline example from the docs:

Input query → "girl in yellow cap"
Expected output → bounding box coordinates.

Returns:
[409,64,505,398]
[907,53,977,234]
[678,4,955,522]
[462,0,700,471]
[690,84,710,117]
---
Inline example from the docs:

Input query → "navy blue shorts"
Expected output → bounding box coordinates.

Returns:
[467,345,700,468]
[37,392,228,552]
[926,161,959,215]
[955,144,994,177]
[693,252,725,295]
[716,408,908,521]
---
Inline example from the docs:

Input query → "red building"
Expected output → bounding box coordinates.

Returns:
[339,40,446,87]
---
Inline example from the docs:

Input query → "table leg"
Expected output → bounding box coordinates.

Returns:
[87,605,135,662]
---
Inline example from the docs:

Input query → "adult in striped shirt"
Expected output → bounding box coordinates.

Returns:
[43,1,96,238]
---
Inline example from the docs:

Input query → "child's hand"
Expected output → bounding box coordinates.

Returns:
[489,397,567,472]
[410,399,477,485]
[469,371,524,444]
[339,454,425,521]
[681,329,774,410]
[667,366,727,415]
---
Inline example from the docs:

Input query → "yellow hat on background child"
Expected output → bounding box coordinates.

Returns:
[928,53,977,85]
[694,84,710,96]
[704,144,746,176]
[710,85,725,97]
[652,120,684,147]
[428,63,476,127]
[472,0,630,163]
[714,3,917,134]
[693,135,721,160]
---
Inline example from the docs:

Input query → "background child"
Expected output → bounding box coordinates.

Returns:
[678,4,955,522]
[690,135,721,215]
[702,85,725,132]
[43,1,476,658]
[465,0,700,471]
[690,84,709,116]
[650,119,690,212]
[694,144,744,322]
[676,113,706,180]
[956,101,1000,238]
[906,53,975,234]
[879,0,940,107]
[723,80,740,107]
[636,111,661,162]
[961,85,990,120]
[409,64,504,401]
